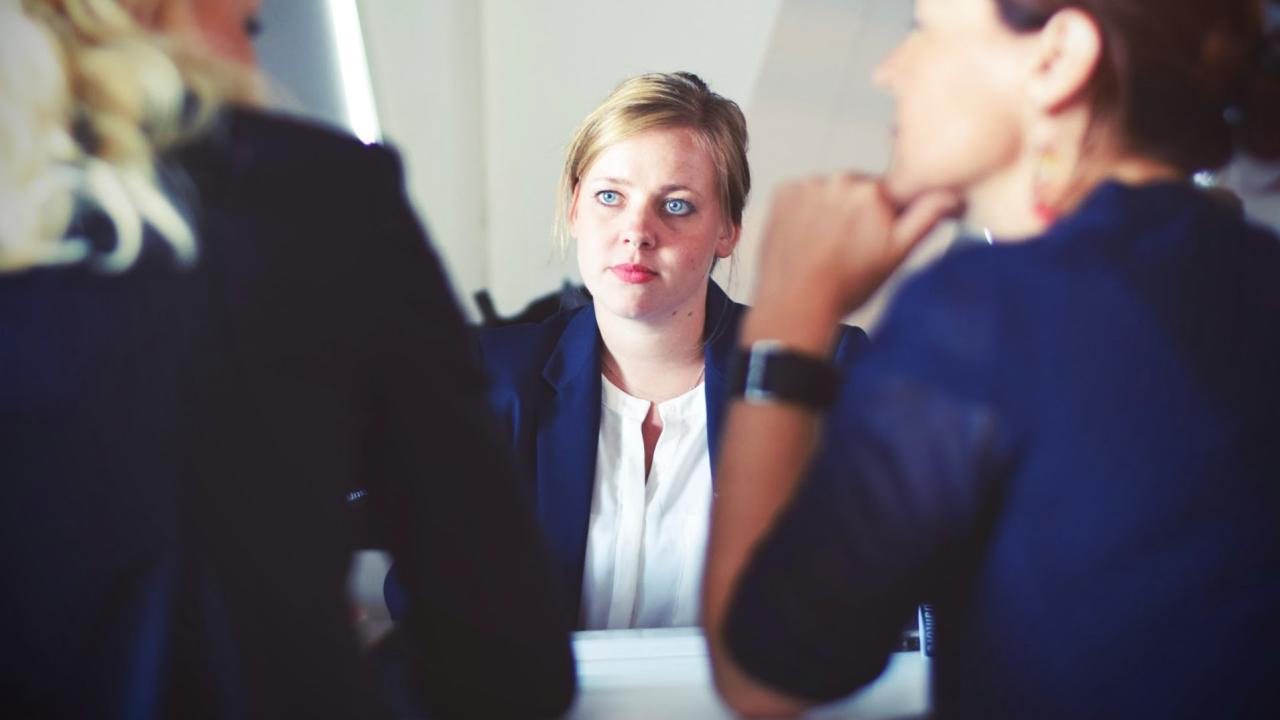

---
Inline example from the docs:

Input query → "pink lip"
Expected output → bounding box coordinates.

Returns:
[610,263,658,284]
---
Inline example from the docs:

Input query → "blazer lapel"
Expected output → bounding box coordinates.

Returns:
[703,282,744,477]
[536,304,603,623]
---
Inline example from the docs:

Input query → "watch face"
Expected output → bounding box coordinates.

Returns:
[730,342,839,410]
[742,341,779,403]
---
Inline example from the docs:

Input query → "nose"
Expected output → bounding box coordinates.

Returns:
[619,202,658,249]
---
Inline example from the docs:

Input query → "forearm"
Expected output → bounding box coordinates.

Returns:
[703,175,956,714]
[703,304,842,715]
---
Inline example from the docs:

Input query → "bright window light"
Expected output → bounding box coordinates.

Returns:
[326,0,381,144]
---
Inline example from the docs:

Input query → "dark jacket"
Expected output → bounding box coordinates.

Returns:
[479,281,869,624]
[0,109,574,719]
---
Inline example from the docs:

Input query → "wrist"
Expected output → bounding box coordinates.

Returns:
[728,339,841,410]
[740,306,842,357]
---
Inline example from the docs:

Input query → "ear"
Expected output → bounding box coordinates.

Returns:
[1026,8,1104,114]
[715,222,741,259]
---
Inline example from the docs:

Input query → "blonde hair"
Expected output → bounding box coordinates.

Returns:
[554,71,750,251]
[0,0,255,273]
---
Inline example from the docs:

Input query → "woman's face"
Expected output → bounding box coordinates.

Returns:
[875,0,1035,203]
[190,0,261,65]
[572,126,738,323]
[126,0,262,65]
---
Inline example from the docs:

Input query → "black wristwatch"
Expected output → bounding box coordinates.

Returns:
[727,340,840,410]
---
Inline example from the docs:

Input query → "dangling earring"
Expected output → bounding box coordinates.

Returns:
[1032,150,1062,225]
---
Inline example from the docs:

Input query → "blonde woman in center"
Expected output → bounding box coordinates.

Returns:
[486,72,867,629]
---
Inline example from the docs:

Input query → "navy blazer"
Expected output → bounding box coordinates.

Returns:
[479,281,869,624]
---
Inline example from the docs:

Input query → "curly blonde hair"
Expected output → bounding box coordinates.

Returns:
[0,0,255,273]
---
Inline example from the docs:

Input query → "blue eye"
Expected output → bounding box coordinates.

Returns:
[597,190,621,206]
[665,198,692,216]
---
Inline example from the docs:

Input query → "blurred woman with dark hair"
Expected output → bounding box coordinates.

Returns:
[704,0,1280,717]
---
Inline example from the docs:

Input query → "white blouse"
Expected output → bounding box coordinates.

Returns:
[578,374,713,630]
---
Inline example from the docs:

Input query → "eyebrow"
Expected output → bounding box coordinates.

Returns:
[589,177,703,196]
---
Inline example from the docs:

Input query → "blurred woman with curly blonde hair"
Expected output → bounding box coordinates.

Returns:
[1,2,575,717]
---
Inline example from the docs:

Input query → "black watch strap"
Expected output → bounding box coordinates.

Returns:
[727,340,840,410]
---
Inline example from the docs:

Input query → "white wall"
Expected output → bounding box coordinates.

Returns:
[357,0,488,313]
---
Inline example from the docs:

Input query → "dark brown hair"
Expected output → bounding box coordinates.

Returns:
[994,0,1280,170]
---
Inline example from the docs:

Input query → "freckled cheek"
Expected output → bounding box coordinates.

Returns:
[666,237,721,274]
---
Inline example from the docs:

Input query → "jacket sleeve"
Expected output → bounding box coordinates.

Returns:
[357,146,575,718]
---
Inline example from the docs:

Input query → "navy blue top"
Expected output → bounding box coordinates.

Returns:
[725,181,1280,718]
[478,282,869,625]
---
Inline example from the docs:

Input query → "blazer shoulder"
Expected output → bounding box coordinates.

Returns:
[175,107,403,192]
[833,322,871,366]
[479,309,581,388]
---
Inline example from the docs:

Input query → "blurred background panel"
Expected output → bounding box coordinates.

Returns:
[256,1,350,134]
